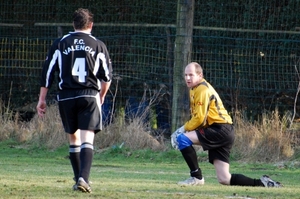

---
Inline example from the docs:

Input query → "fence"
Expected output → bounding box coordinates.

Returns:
[1,0,300,135]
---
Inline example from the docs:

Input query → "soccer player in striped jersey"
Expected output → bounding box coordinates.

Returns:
[36,8,112,193]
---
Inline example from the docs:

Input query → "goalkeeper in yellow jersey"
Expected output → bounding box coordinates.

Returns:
[171,62,282,187]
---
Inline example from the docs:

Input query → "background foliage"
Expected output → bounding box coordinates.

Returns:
[1,0,300,135]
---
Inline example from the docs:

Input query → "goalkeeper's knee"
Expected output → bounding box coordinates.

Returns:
[177,133,193,150]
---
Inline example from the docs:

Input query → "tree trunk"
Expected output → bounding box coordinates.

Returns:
[172,0,195,131]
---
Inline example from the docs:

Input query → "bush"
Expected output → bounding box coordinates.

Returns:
[0,99,298,163]
[232,109,295,162]
[95,115,165,151]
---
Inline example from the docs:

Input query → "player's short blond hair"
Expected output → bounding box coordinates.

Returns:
[188,62,203,75]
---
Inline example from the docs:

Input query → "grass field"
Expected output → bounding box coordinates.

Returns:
[0,140,299,199]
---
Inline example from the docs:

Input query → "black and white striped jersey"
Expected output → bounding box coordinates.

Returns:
[40,31,112,92]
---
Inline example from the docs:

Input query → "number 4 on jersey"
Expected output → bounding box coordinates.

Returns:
[72,58,87,83]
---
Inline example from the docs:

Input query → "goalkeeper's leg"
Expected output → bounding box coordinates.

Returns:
[177,133,203,180]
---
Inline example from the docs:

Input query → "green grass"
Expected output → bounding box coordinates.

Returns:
[0,140,299,199]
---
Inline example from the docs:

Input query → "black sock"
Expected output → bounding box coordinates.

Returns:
[180,146,202,179]
[69,145,80,182]
[79,142,94,183]
[230,174,264,186]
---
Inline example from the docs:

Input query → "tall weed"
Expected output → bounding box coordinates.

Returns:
[95,108,165,151]
[0,99,30,142]
[27,103,67,149]
[0,99,298,162]
[232,109,295,162]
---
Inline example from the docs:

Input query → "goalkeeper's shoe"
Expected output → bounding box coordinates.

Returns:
[77,177,92,193]
[260,175,283,187]
[178,177,205,186]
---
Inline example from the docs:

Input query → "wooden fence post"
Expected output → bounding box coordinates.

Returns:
[172,0,195,131]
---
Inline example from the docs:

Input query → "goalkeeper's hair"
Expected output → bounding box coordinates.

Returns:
[189,62,203,75]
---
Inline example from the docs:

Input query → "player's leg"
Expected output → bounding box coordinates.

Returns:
[213,159,231,185]
[58,99,81,187]
[196,124,234,185]
[69,130,81,186]
[177,131,204,185]
[213,159,265,186]
[76,95,101,193]
[78,129,95,184]
[203,124,253,186]
[207,124,281,187]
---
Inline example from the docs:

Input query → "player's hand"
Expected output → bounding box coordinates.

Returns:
[100,96,105,105]
[170,125,185,150]
[178,126,185,134]
[36,100,46,117]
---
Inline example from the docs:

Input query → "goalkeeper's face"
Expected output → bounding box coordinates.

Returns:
[184,64,202,88]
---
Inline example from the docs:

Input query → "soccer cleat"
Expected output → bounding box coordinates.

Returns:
[178,177,205,186]
[73,184,78,191]
[260,175,283,188]
[72,177,78,191]
[72,177,92,191]
[77,177,92,193]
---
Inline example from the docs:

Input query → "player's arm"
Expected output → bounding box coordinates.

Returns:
[99,80,111,105]
[37,40,59,117]
[36,87,48,117]
[97,43,112,104]
[40,40,60,88]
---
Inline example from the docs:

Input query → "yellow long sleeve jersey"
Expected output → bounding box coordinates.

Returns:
[184,79,233,131]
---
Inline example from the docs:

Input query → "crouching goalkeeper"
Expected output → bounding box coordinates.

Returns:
[171,62,282,187]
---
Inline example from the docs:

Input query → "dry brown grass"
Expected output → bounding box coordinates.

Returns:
[0,102,67,149]
[0,99,298,162]
[233,109,295,162]
[0,99,31,142]
[27,104,67,149]
[0,100,164,151]
[95,110,165,151]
